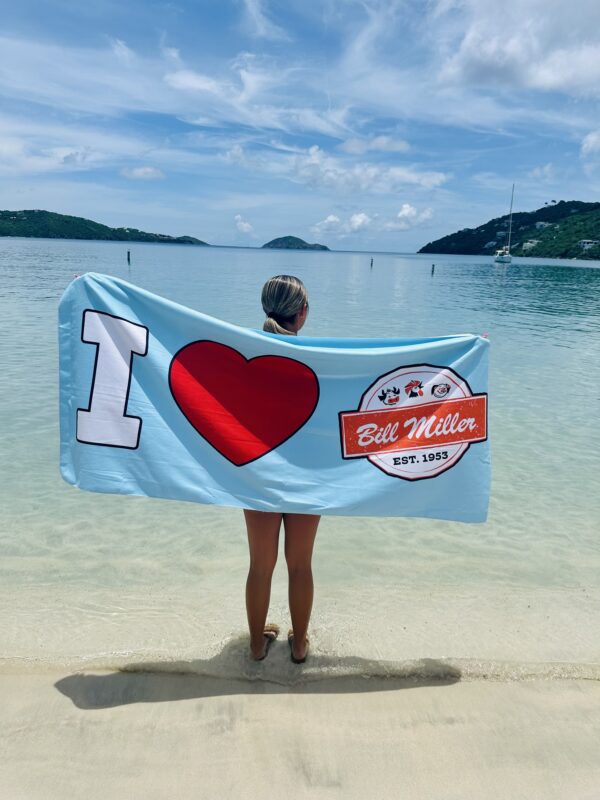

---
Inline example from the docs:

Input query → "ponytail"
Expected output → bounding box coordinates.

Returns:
[263,314,295,335]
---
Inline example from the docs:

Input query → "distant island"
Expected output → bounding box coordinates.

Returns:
[262,235,329,251]
[419,200,600,259]
[0,210,208,245]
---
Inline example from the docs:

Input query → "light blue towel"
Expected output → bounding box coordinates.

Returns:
[59,273,490,521]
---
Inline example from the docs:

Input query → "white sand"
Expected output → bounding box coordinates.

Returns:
[3,585,600,798]
[2,669,600,800]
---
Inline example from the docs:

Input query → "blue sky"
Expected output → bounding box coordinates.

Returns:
[1,0,600,250]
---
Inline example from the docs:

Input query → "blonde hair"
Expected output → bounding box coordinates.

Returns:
[261,275,308,335]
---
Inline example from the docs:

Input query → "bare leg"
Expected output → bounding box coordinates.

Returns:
[244,510,282,659]
[284,513,320,661]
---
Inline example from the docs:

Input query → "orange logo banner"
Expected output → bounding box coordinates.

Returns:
[340,395,487,458]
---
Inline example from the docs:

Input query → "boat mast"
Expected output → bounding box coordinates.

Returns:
[506,183,515,252]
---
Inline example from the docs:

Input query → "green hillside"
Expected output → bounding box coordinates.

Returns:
[262,235,329,251]
[419,200,600,259]
[0,210,208,245]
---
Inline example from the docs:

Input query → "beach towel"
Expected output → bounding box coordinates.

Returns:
[59,273,490,521]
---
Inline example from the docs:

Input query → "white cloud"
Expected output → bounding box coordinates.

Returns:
[0,115,215,182]
[0,113,236,181]
[311,212,369,236]
[311,214,341,234]
[110,38,135,64]
[528,163,555,181]
[581,131,600,158]
[437,0,600,97]
[0,34,351,142]
[159,34,181,65]
[242,0,290,41]
[339,136,410,155]
[49,146,98,165]
[0,35,181,117]
[120,166,165,180]
[290,145,447,193]
[225,143,447,194]
[322,0,600,134]
[348,212,371,231]
[0,131,114,176]
[1,0,598,175]
[235,213,254,233]
[529,45,600,94]
[164,70,222,94]
[312,205,431,236]
[382,204,433,231]
[3,4,600,247]
[168,54,349,137]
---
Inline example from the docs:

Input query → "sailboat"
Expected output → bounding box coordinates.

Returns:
[494,183,515,263]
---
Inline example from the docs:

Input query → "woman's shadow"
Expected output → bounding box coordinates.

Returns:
[55,636,461,710]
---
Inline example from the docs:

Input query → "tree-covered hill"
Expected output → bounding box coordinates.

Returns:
[0,210,208,245]
[262,235,329,251]
[419,200,600,259]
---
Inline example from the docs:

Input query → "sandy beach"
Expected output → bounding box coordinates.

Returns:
[3,584,600,798]
[2,668,600,799]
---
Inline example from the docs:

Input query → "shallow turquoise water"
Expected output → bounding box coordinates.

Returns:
[1,238,599,672]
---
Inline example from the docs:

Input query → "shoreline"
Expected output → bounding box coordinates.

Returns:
[2,234,600,263]
[3,584,599,680]
[2,652,600,684]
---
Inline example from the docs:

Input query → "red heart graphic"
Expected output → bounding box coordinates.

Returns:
[169,341,319,466]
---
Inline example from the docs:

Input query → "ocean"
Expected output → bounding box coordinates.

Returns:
[1,237,599,681]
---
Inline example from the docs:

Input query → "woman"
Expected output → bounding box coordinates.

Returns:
[245,275,320,664]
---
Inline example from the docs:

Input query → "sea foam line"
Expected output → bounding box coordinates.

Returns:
[1,651,599,684]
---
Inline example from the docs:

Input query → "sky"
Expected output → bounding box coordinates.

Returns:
[1,0,600,251]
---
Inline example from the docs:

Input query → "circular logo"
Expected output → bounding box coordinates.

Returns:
[347,364,484,481]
